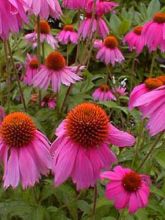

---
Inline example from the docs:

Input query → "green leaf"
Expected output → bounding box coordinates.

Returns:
[147,0,160,18]
[155,151,165,168]
[110,14,121,35]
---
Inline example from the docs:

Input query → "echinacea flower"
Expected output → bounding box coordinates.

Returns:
[78,13,109,39]
[0,0,28,39]
[94,36,124,65]
[129,76,165,136]
[86,0,119,16]
[51,103,135,190]
[101,166,150,213]
[62,0,86,9]
[24,0,62,19]
[25,20,58,49]
[23,54,40,86]
[92,84,116,101]
[112,86,127,96]
[41,95,56,109]
[124,26,145,55]
[0,112,51,188]
[142,12,165,52]
[57,25,78,45]
[33,51,83,92]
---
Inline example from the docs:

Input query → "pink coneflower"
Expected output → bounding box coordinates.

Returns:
[78,13,109,39]
[57,25,78,45]
[24,0,62,19]
[23,54,39,86]
[0,0,27,39]
[129,76,165,136]
[33,51,83,92]
[92,84,116,101]
[101,166,150,213]
[0,112,51,188]
[41,95,56,109]
[94,36,124,65]
[113,86,127,96]
[124,26,145,54]
[51,103,135,190]
[86,0,119,16]
[62,0,86,9]
[25,20,58,49]
[142,12,165,52]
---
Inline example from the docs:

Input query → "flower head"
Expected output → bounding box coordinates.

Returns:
[25,20,58,49]
[62,0,86,9]
[124,26,145,54]
[33,51,83,92]
[142,12,165,52]
[0,112,51,188]
[101,166,150,213]
[94,36,124,65]
[51,103,135,190]
[92,84,116,101]
[57,25,78,45]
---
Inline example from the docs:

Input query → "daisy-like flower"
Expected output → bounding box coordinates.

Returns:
[124,26,145,55]
[94,36,124,65]
[0,0,28,39]
[33,51,83,92]
[0,112,52,188]
[101,166,150,213]
[92,84,116,101]
[62,0,86,9]
[129,76,165,136]
[25,20,58,49]
[23,54,40,86]
[112,86,127,97]
[142,12,165,52]
[86,0,119,16]
[24,0,62,19]
[57,25,78,45]
[78,13,109,39]
[51,103,135,190]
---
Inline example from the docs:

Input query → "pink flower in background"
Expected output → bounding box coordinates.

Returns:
[113,86,127,96]
[0,112,51,189]
[63,0,86,9]
[78,13,109,39]
[94,36,124,65]
[101,166,150,213]
[23,54,39,86]
[51,103,135,190]
[142,12,165,52]
[24,0,62,19]
[86,0,119,16]
[92,84,116,101]
[124,26,145,54]
[25,20,58,49]
[129,76,165,136]
[41,95,56,109]
[33,51,83,93]
[57,25,78,45]
[0,0,28,39]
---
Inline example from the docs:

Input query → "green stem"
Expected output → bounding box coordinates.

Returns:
[92,185,97,219]
[7,40,27,112]
[137,132,164,171]
[149,52,156,77]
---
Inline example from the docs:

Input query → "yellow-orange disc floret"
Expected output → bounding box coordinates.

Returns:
[133,26,143,35]
[63,24,74,32]
[45,51,66,71]
[153,12,165,24]
[145,77,163,89]
[66,103,109,148]
[122,172,142,192]
[29,58,39,69]
[104,36,119,49]
[99,84,110,92]
[35,20,51,34]
[0,112,36,148]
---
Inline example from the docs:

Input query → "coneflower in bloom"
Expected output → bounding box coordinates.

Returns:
[0,112,51,188]
[63,0,86,9]
[101,166,150,213]
[0,0,27,39]
[33,51,83,92]
[112,86,127,97]
[94,36,124,65]
[78,13,109,39]
[24,0,62,19]
[129,76,165,136]
[142,12,165,52]
[41,95,56,109]
[124,26,145,55]
[25,20,58,49]
[92,84,116,101]
[57,25,78,45]
[86,0,119,16]
[23,54,40,86]
[51,103,135,190]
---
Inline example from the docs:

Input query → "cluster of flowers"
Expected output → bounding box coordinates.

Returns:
[0,0,165,215]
